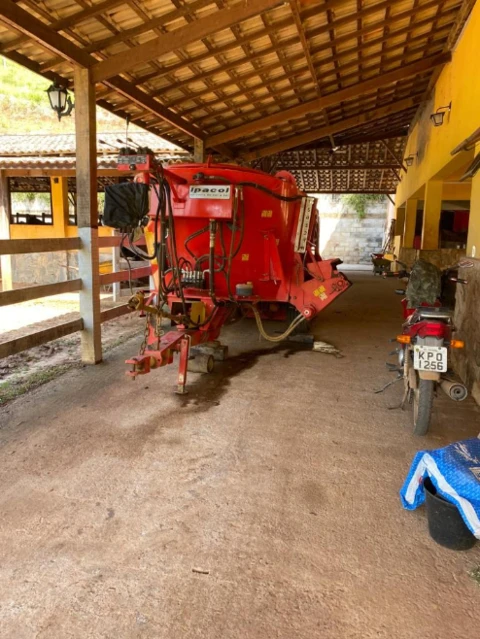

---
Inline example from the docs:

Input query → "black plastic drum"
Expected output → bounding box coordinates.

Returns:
[424,477,476,551]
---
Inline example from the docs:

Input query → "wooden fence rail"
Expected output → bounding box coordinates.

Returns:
[0,306,136,359]
[0,279,82,307]
[0,318,84,359]
[0,236,152,361]
[99,266,151,285]
[0,237,81,255]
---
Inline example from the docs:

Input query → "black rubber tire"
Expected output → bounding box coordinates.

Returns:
[413,379,434,436]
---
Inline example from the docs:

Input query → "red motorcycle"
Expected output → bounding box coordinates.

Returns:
[382,259,473,436]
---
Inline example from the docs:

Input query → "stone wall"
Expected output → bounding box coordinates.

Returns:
[316,195,388,264]
[452,259,480,405]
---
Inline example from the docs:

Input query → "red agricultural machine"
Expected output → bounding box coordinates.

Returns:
[104,149,351,393]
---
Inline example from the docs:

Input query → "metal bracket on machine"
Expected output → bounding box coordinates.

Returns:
[294,196,316,253]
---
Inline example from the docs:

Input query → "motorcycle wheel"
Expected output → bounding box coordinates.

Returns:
[412,379,434,436]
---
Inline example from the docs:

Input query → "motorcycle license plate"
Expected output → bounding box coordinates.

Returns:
[413,345,447,372]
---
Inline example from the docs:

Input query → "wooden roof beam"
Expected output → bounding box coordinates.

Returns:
[86,0,342,59]
[169,13,452,113]
[0,0,92,67]
[380,139,408,172]
[208,53,450,147]
[0,0,125,54]
[276,163,402,170]
[132,0,445,88]
[150,0,455,99]
[182,32,448,122]
[85,0,224,54]
[242,98,419,161]
[289,0,320,94]
[90,0,286,84]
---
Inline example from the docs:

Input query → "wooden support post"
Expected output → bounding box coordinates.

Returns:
[403,199,418,249]
[421,180,442,250]
[74,66,102,364]
[194,138,205,163]
[0,170,13,291]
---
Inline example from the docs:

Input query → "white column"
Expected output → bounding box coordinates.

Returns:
[74,66,102,364]
[0,170,13,291]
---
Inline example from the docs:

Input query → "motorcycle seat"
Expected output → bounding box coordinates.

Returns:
[414,306,451,320]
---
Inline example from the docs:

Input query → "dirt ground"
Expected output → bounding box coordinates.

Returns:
[0,272,479,639]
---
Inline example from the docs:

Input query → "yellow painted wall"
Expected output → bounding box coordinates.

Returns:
[396,2,480,206]
[11,222,113,240]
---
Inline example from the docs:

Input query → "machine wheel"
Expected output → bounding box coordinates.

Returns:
[412,379,434,436]
[187,353,214,374]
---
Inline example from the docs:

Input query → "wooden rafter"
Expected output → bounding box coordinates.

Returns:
[243,98,417,161]
[148,0,452,103]
[182,32,446,125]
[0,0,465,167]
[0,0,126,54]
[0,0,92,67]
[169,22,451,124]
[208,53,450,147]
[90,0,286,83]
[0,0,206,142]
[289,0,320,94]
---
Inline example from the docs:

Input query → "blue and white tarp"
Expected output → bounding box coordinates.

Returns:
[400,438,480,538]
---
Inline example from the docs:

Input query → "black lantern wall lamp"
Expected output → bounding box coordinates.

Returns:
[404,153,417,167]
[46,82,74,120]
[430,102,451,127]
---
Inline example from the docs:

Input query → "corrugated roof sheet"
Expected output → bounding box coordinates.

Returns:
[0,131,182,157]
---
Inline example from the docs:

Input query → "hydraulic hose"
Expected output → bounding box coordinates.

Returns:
[246,304,306,342]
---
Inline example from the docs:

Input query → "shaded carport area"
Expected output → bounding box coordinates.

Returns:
[1,1,480,637]
[1,273,480,638]
[0,0,472,361]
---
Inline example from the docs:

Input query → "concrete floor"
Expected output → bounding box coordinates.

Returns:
[1,273,479,639]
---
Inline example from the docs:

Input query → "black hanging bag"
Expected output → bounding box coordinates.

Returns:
[103,182,150,230]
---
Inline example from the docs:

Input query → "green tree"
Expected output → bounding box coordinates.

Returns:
[341,193,386,220]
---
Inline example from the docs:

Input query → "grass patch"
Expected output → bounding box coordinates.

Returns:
[469,566,480,586]
[0,364,74,406]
